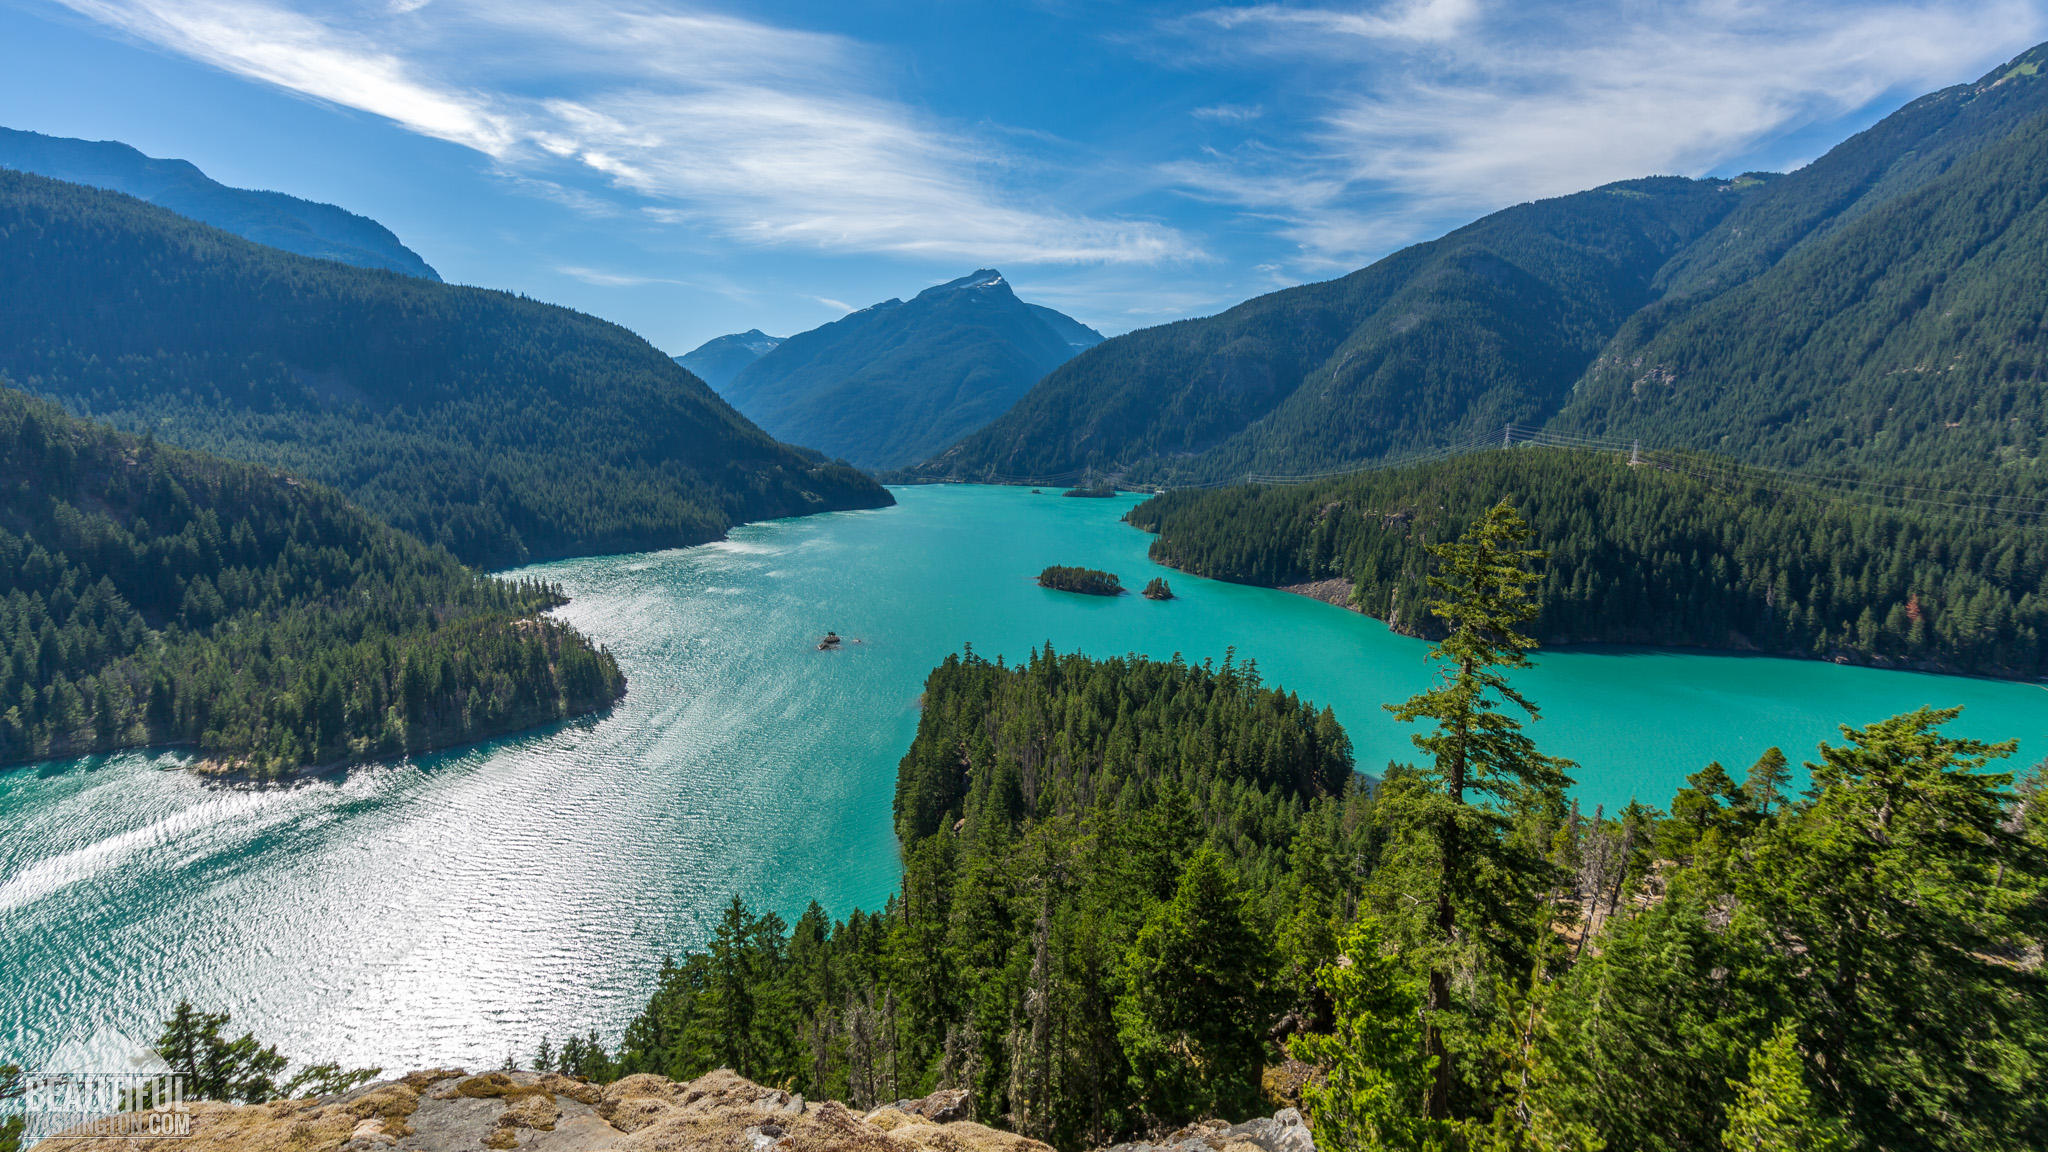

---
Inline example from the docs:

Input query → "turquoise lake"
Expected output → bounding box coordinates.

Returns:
[2,484,2042,1071]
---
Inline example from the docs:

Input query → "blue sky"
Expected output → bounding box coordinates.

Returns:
[0,0,2042,353]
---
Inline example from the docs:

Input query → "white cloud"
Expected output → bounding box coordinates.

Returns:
[1205,0,1479,45]
[1172,0,2048,264]
[54,0,1193,265]
[1192,103,1264,123]
[60,0,516,153]
[555,265,686,287]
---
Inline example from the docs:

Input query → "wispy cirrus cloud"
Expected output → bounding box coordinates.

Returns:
[1203,0,1480,45]
[1168,0,2047,266]
[53,0,1192,265]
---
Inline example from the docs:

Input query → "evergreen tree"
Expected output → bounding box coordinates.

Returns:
[1,1064,21,1152]
[1383,499,1574,1119]
[1737,708,2048,1149]
[1288,921,1449,1152]
[1113,849,1273,1125]
[1720,1023,1847,1152]
[709,897,760,1076]
[152,1002,290,1104]
[1741,748,1791,817]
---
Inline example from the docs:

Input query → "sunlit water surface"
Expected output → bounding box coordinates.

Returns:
[3,485,2042,1070]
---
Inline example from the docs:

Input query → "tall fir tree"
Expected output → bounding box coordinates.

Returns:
[1382,499,1574,1119]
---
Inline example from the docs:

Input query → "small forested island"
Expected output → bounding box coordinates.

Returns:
[1141,576,1173,600]
[1037,565,1123,595]
[0,388,625,777]
[532,506,2047,1152]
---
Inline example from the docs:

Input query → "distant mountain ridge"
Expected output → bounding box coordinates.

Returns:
[716,270,1102,470]
[0,126,441,280]
[909,42,2048,489]
[676,329,785,389]
[0,167,890,569]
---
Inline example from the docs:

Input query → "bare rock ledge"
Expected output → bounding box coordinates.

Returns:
[36,1070,1052,1152]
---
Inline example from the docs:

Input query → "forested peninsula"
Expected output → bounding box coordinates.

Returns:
[527,506,2046,1152]
[1128,447,2048,680]
[0,387,623,775]
[0,168,891,569]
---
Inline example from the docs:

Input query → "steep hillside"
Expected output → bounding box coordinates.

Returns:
[910,42,2048,487]
[0,169,891,568]
[1553,53,2048,480]
[1652,43,2048,301]
[723,270,1102,470]
[0,387,622,775]
[0,126,440,279]
[674,328,783,389]
[906,180,1749,484]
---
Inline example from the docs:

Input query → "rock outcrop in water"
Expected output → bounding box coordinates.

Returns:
[34,1069,1053,1152]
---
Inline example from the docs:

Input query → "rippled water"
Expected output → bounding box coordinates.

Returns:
[3,485,2042,1072]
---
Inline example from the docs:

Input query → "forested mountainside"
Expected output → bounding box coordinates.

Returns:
[675,329,784,390]
[724,270,1102,471]
[1128,447,2047,679]
[0,387,623,775]
[1551,58,2048,478]
[0,169,891,568]
[0,126,440,279]
[536,638,2048,1152]
[908,180,1749,483]
[909,42,2048,487]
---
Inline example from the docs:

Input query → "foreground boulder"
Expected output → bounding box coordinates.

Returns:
[38,1069,1052,1152]
[1098,1110,1314,1152]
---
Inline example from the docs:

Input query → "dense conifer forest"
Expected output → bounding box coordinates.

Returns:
[904,176,1752,485]
[535,506,2047,1152]
[1036,566,1123,596]
[0,168,890,569]
[1127,447,2048,679]
[0,386,623,774]
[1556,63,2048,481]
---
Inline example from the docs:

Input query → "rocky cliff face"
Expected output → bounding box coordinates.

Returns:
[36,1070,1052,1152]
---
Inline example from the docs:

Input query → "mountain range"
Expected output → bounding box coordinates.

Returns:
[0,167,890,568]
[0,126,441,280]
[676,329,785,389]
[906,42,2048,489]
[706,270,1101,470]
